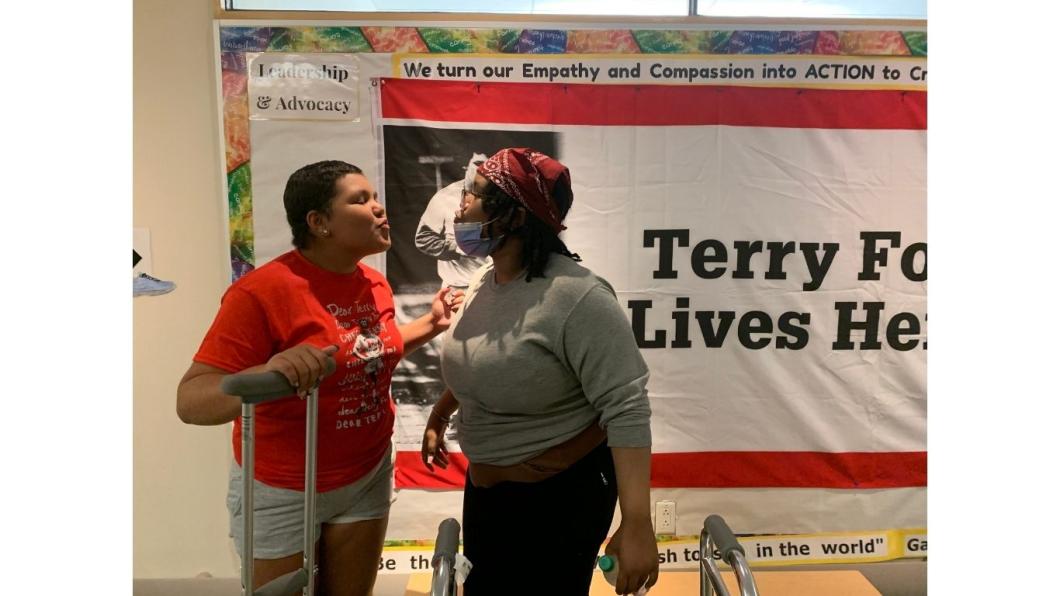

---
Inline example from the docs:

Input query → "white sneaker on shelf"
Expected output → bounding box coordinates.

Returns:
[134,273,176,297]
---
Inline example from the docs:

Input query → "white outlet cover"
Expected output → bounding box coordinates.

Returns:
[655,500,677,534]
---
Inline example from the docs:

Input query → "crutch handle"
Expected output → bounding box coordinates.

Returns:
[222,358,337,404]
[704,515,745,562]
[430,518,461,596]
[432,518,461,567]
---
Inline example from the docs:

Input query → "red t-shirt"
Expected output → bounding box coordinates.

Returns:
[194,250,403,491]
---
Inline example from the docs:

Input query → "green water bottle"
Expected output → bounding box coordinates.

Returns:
[598,554,620,586]
[598,555,649,594]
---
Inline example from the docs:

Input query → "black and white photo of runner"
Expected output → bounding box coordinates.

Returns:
[414,150,489,292]
[382,125,559,450]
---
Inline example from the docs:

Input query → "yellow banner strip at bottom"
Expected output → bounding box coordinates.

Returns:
[653,527,926,569]
[378,528,925,574]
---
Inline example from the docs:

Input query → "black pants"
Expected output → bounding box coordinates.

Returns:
[462,443,618,596]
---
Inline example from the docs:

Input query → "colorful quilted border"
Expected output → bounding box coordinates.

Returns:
[219,25,926,278]
[221,26,926,56]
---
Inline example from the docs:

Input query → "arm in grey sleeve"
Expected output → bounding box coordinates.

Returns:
[415,222,463,260]
[559,283,652,448]
[415,188,466,261]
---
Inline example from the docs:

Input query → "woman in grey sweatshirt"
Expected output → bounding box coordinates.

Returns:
[421,148,658,596]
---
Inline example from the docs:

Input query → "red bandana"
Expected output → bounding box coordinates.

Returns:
[477,148,571,234]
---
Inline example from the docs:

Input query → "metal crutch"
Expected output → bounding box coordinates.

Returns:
[430,518,461,596]
[221,358,335,596]
[700,514,760,596]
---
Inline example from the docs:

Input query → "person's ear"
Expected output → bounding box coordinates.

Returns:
[306,210,330,238]
[511,207,527,230]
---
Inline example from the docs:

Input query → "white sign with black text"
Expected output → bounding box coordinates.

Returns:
[248,53,359,121]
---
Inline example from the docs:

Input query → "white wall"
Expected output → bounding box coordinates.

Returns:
[133,0,238,578]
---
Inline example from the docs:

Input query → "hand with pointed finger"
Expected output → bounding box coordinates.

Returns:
[263,344,339,396]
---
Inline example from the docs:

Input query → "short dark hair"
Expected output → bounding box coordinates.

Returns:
[480,176,580,281]
[283,160,363,249]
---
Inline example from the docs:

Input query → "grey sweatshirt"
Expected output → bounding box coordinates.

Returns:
[440,255,652,465]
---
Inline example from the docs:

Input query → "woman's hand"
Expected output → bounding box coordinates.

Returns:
[420,410,450,471]
[263,344,338,397]
[430,286,465,330]
[400,290,464,354]
[604,517,659,595]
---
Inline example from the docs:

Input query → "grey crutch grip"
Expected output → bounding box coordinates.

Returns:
[222,358,337,404]
[705,515,745,562]
[432,518,461,567]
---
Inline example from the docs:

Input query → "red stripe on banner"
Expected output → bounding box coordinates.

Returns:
[396,451,468,489]
[651,451,927,488]
[380,79,927,130]
[395,450,926,489]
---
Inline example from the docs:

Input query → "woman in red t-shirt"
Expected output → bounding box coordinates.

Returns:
[177,161,460,596]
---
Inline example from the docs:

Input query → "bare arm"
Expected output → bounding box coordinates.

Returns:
[421,388,458,471]
[176,344,338,426]
[399,312,447,355]
[176,362,245,425]
[613,447,652,525]
[398,287,464,354]
[606,446,660,594]
[432,388,459,419]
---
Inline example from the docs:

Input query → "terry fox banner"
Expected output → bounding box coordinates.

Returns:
[378,75,927,499]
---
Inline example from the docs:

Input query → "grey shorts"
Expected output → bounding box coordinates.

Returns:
[227,443,395,560]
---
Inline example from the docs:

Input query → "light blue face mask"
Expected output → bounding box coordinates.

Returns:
[454,219,504,258]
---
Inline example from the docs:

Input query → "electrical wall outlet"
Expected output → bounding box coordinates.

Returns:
[655,500,676,535]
